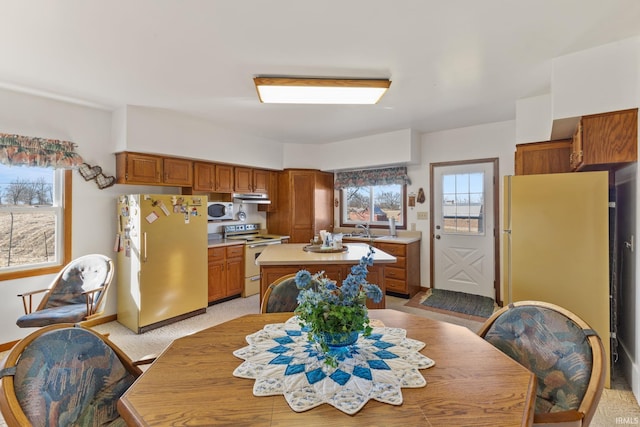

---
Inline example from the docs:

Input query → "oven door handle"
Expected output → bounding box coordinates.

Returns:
[248,241,282,249]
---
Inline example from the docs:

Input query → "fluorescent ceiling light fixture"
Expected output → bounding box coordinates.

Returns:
[254,77,391,104]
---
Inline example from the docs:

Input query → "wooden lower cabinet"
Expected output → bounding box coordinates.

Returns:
[260,264,385,309]
[208,245,244,303]
[375,241,420,298]
[341,240,421,298]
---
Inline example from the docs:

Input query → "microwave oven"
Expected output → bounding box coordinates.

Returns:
[207,202,234,221]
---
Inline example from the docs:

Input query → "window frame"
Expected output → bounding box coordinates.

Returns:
[339,183,407,229]
[0,169,72,280]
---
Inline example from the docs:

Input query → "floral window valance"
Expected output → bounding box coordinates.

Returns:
[0,132,83,168]
[334,166,411,189]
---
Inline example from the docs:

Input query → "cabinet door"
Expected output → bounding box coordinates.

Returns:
[215,165,234,192]
[163,158,193,185]
[291,172,315,243]
[234,167,253,192]
[117,153,163,184]
[515,140,572,175]
[580,108,638,169]
[571,123,583,170]
[207,248,226,303]
[226,245,244,296]
[193,162,216,191]
[313,171,334,235]
[252,169,269,193]
[226,256,244,296]
[258,170,278,213]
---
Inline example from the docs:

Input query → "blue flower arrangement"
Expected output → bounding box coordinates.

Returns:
[294,246,383,366]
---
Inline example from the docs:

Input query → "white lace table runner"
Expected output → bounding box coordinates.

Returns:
[232,316,435,414]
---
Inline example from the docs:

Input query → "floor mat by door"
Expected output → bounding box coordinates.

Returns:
[420,289,495,318]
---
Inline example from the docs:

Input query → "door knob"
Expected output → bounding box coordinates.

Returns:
[435,235,441,240]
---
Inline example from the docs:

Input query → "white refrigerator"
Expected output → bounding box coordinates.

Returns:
[504,171,611,385]
[116,194,208,333]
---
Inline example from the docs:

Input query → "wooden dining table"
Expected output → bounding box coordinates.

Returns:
[117,309,536,427]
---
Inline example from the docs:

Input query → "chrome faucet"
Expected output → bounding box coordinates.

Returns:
[355,223,370,238]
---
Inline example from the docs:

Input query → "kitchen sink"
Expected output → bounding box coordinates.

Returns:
[342,234,386,240]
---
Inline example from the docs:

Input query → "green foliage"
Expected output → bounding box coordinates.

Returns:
[293,247,382,367]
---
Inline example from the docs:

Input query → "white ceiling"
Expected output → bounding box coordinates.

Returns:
[2,1,640,144]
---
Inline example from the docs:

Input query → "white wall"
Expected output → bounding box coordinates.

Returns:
[515,94,552,143]
[552,36,640,120]
[414,121,516,292]
[282,128,421,171]
[123,105,285,170]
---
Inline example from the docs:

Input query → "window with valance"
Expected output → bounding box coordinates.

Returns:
[334,166,411,189]
[337,166,410,228]
[0,132,79,279]
[0,133,83,168]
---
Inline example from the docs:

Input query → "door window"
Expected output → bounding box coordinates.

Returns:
[441,172,485,235]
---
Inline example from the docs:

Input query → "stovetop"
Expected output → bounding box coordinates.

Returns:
[223,223,284,244]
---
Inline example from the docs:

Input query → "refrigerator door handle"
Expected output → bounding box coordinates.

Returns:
[143,232,148,262]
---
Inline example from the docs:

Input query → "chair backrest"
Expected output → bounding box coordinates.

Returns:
[40,254,114,314]
[0,323,141,427]
[261,274,300,313]
[477,301,605,426]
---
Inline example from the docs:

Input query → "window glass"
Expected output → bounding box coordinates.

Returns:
[342,184,404,226]
[441,172,484,235]
[0,164,64,272]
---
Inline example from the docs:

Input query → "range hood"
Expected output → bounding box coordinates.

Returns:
[233,193,271,204]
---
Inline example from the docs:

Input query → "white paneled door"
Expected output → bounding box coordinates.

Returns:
[431,160,496,299]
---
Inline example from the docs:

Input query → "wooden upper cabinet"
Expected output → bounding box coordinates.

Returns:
[116,152,163,185]
[116,152,192,186]
[234,167,269,193]
[515,140,572,175]
[215,164,234,192]
[234,167,253,193]
[572,108,638,171]
[193,162,216,191]
[252,169,269,193]
[163,157,193,186]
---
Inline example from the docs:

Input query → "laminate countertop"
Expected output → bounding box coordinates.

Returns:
[255,242,397,266]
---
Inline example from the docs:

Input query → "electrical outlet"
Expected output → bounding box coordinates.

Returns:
[417,211,429,220]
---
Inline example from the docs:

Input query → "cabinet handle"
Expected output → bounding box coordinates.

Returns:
[143,232,148,262]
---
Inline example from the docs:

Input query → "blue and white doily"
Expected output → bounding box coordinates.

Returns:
[233,316,435,414]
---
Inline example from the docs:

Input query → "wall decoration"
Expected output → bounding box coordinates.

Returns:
[417,188,426,204]
[78,163,102,180]
[408,193,416,208]
[95,173,116,189]
[77,162,116,189]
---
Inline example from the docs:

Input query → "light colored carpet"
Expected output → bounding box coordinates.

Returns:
[0,294,638,426]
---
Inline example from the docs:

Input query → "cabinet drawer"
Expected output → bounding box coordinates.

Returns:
[384,266,406,281]
[386,255,405,268]
[226,245,244,258]
[208,247,225,261]
[385,277,407,292]
[375,242,406,257]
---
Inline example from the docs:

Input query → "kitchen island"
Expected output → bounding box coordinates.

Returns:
[256,243,396,309]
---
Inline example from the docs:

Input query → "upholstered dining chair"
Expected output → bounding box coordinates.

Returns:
[0,323,153,427]
[16,254,114,328]
[261,274,300,313]
[477,300,605,427]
